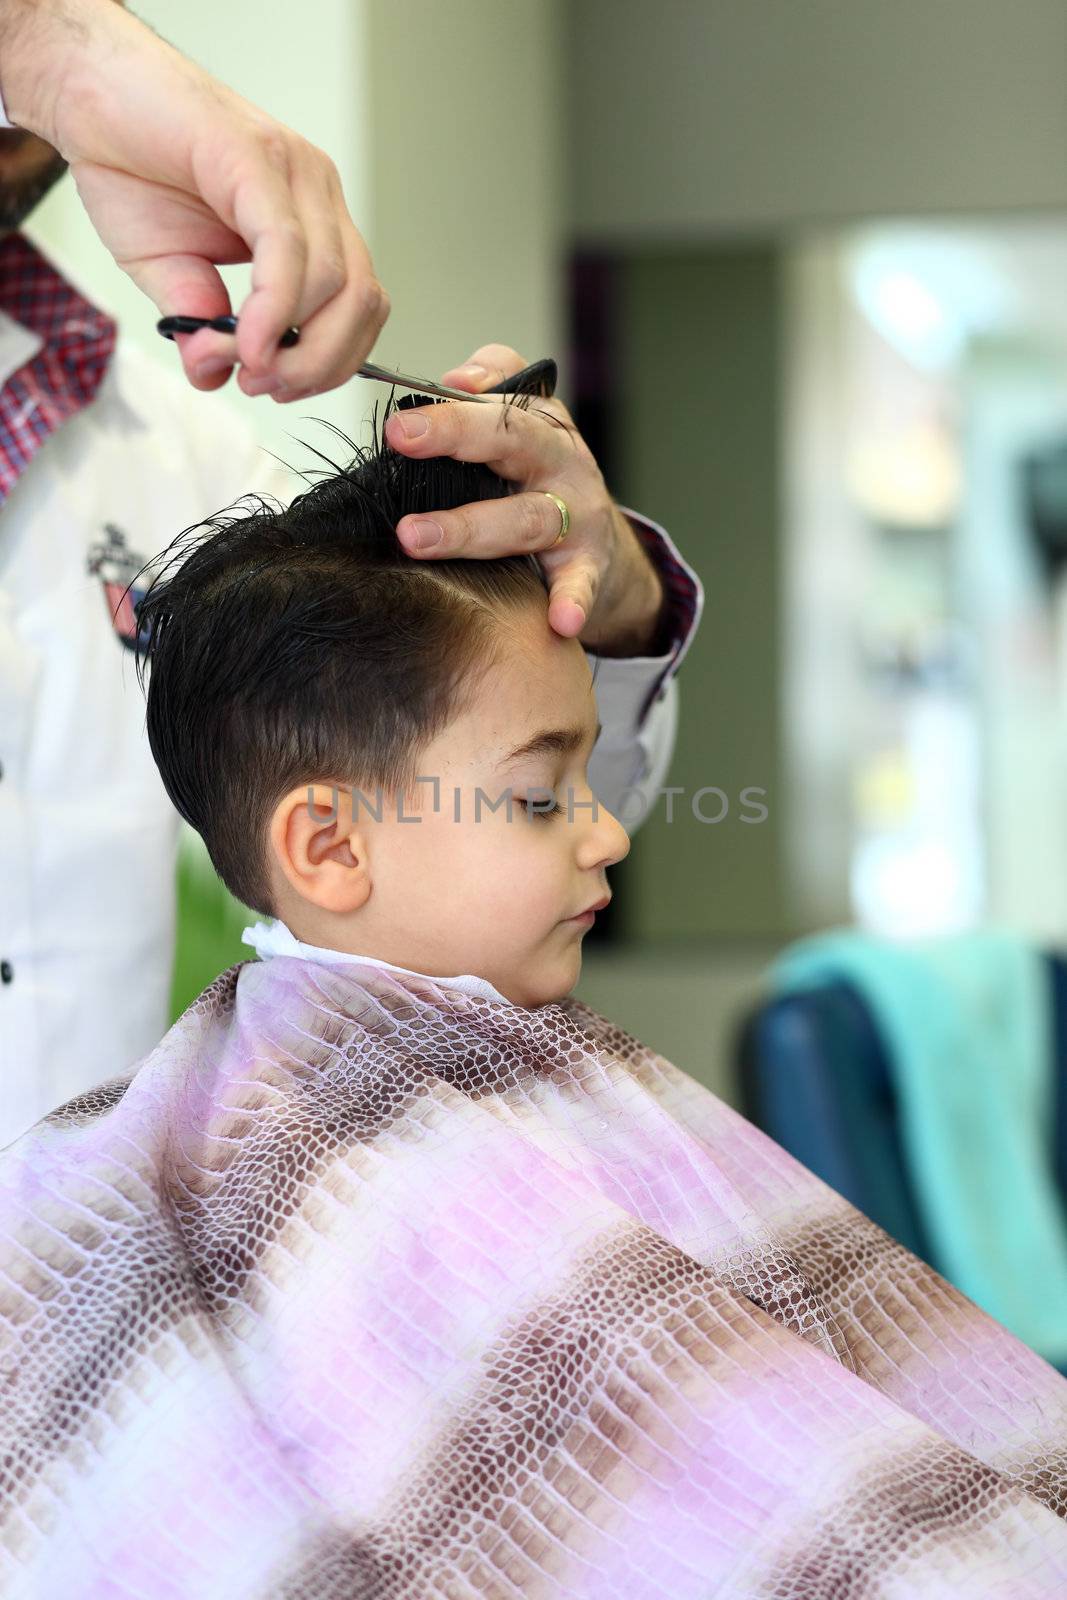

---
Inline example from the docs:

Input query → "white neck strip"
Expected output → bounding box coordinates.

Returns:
[241,918,510,1004]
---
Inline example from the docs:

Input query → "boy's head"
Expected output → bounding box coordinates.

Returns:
[137,394,630,1007]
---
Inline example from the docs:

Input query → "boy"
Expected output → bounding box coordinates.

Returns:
[2,398,1067,1597]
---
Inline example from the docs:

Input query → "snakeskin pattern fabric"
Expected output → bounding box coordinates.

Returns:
[2,953,1067,1597]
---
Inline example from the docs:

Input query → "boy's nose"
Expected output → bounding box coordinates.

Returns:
[604,808,631,866]
[579,799,630,869]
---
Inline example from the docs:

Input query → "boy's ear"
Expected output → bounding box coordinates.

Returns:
[268,783,372,914]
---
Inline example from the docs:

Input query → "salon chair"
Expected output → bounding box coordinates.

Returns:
[735,952,1067,1293]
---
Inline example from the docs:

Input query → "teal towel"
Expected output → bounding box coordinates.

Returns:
[771,928,1067,1366]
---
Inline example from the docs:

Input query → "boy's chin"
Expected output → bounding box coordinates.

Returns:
[507,954,582,1008]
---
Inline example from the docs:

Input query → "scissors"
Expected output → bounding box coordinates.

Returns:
[156,315,557,403]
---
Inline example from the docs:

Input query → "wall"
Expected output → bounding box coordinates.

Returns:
[569,0,1067,242]
[613,245,789,940]
[566,2,1067,942]
[364,0,564,383]
[959,335,1067,940]
[779,235,870,930]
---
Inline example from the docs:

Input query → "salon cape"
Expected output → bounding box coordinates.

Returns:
[1,923,1067,1597]
[0,257,703,1144]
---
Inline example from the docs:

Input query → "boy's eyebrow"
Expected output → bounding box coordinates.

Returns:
[499,719,603,766]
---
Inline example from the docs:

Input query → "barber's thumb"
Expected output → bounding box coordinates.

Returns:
[441,346,525,391]
[439,360,492,392]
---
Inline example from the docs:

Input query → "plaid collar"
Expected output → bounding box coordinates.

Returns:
[0,232,117,502]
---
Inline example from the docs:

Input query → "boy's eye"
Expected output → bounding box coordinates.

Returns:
[516,797,561,820]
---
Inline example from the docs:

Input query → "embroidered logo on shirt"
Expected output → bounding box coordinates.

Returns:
[86,524,152,654]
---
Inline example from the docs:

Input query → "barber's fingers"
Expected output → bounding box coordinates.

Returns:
[392,341,605,635]
[244,204,388,399]
[384,389,579,485]
[213,127,311,371]
[542,552,601,638]
[170,322,235,393]
[235,145,376,393]
[130,253,239,393]
[439,344,531,392]
[70,160,244,390]
[394,488,589,563]
[394,486,600,635]
[218,135,342,379]
[196,125,388,393]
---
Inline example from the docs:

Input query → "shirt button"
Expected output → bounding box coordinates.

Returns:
[0,961,12,985]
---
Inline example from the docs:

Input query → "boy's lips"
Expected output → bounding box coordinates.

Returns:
[566,894,611,922]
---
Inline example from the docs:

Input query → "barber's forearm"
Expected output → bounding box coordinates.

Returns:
[0,0,84,137]
[578,504,668,658]
[0,0,153,149]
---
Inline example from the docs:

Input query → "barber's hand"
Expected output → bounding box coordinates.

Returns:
[0,0,388,398]
[383,344,667,656]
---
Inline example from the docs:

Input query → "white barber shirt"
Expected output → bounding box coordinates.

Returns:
[0,321,287,1143]
[0,291,703,1148]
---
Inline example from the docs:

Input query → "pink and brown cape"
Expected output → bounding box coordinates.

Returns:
[2,954,1066,1596]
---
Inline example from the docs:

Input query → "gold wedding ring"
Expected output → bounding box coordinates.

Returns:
[542,491,570,545]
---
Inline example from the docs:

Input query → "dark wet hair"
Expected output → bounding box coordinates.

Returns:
[135,391,554,915]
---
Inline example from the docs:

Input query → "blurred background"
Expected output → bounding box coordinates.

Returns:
[31,0,1067,1107]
